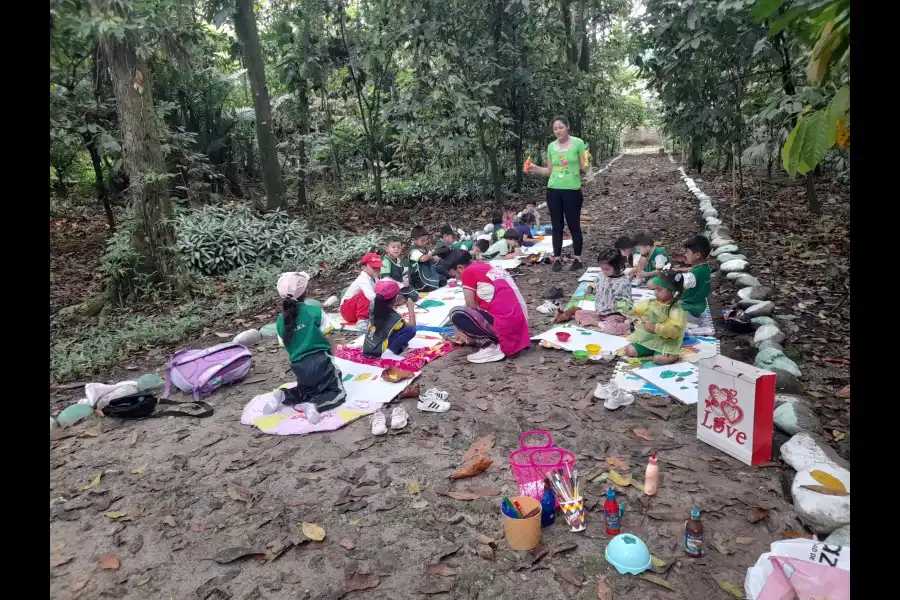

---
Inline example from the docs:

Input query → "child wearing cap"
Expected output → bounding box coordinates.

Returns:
[408,225,447,292]
[273,272,347,424]
[363,279,417,359]
[340,252,383,326]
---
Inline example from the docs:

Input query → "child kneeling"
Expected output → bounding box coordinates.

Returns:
[363,279,418,358]
[621,270,686,365]
[273,272,347,424]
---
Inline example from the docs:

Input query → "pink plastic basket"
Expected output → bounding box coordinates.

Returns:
[508,430,576,502]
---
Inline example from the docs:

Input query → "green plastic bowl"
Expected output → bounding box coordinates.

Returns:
[573,350,589,361]
[605,533,651,575]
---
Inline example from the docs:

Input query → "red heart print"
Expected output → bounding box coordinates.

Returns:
[720,401,744,425]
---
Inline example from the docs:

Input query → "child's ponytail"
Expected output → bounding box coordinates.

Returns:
[282,298,299,345]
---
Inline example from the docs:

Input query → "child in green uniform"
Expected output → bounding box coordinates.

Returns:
[381,237,409,285]
[409,225,447,292]
[621,270,687,365]
[484,229,522,260]
[676,235,712,323]
[629,232,669,283]
[489,210,506,243]
[273,272,346,424]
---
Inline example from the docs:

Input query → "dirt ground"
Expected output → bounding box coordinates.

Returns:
[50,153,843,600]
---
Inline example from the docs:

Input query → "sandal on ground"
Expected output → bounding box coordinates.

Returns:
[390,406,409,429]
[371,410,388,435]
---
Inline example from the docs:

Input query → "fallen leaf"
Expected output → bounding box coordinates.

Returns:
[460,434,495,462]
[631,480,645,492]
[406,478,421,494]
[71,574,91,592]
[650,555,666,568]
[711,532,733,555]
[126,429,144,447]
[51,554,75,568]
[339,539,356,550]
[301,522,326,541]
[746,508,769,523]
[79,472,102,491]
[98,554,120,570]
[736,537,756,545]
[597,576,613,600]
[800,484,849,496]
[449,456,493,479]
[476,544,494,560]
[646,509,683,521]
[426,564,460,577]
[129,464,148,475]
[639,572,676,591]
[214,546,264,564]
[227,483,252,503]
[606,457,632,473]
[608,470,631,487]
[718,580,744,598]
[432,543,463,561]
[437,488,501,501]
[344,572,381,593]
[551,565,583,587]
[104,511,128,520]
[214,332,232,338]
[590,472,610,483]
[832,430,846,441]
[809,469,847,493]
[632,428,653,441]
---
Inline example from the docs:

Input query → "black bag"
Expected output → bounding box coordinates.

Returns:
[101,393,214,420]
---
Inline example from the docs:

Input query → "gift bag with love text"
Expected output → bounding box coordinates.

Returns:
[696,356,775,466]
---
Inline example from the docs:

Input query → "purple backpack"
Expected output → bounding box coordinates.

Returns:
[163,343,253,400]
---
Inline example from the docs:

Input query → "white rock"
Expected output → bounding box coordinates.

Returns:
[751,316,778,328]
[50,417,58,433]
[773,402,822,435]
[705,217,722,226]
[825,525,850,547]
[754,324,785,347]
[755,346,785,369]
[711,237,734,248]
[744,301,774,317]
[702,209,718,219]
[770,355,802,377]
[484,223,494,233]
[775,393,805,406]
[711,244,739,256]
[792,463,850,535]
[233,329,263,346]
[758,339,784,353]
[725,271,744,281]
[780,432,845,472]
[739,299,763,309]
[739,286,770,301]
[716,253,746,263]
[322,295,339,308]
[735,274,761,288]
[719,259,749,273]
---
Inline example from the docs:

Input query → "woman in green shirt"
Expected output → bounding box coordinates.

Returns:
[525,116,589,272]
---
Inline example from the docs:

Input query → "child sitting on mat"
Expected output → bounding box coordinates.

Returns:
[489,210,506,243]
[381,236,409,285]
[674,235,712,323]
[484,228,523,260]
[615,235,635,265]
[513,212,539,247]
[555,247,633,335]
[363,279,417,358]
[524,201,541,230]
[621,270,687,365]
[409,225,447,292]
[340,253,383,327]
[272,272,347,423]
[628,232,669,284]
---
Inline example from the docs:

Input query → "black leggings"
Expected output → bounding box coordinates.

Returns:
[546,188,584,257]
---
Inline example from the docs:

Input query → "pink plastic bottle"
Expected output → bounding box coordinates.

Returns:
[645,454,659,496]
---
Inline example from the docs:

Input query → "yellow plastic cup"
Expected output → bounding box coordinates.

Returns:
[586,344,601,356]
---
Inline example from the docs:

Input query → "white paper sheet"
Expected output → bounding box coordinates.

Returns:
[531,325,631,354]
[633,363,700,405]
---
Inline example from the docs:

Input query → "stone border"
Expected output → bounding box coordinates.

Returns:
[667,153,803,386]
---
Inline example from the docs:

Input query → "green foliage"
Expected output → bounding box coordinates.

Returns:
[781,85,848,177]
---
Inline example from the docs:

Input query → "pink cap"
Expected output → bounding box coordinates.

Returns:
[276,271,310,300]
[374,278,400,300]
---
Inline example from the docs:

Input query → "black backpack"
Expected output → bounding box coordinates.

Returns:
[101,393,213,420]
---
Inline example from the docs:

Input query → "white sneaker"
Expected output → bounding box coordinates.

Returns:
[390,406,409,429]
[417,389,451,413]
[262,389,286,415]
[593,382,616,401]
[536,301,559,315]
[603,388,635,410]
[299,402,322,425]
[371,410,388,435]
[467,343,505,364]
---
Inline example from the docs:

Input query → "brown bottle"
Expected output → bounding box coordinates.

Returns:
[684,507,704,557]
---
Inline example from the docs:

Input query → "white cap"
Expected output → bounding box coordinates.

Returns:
[276,272,310,300]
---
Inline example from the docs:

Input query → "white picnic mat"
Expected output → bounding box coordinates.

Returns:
[489,258,522,269]
[522,239,572,255]
[531,325,631,354]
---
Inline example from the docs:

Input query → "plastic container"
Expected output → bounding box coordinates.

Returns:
[573,350,589,364]
[503,496,542,551]
[605,533,652,575]
[508,431,576,503]
[604,488,624,534]
[540,486,556,528]
[585,344,601,355]
[560,497,586,532]
[685,508,704,557]
[555,331,571,343]
[644,454,659,496]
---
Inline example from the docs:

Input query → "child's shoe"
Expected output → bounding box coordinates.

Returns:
[371,410,388,435]
[603,388,634,410]
[390,406,409,429]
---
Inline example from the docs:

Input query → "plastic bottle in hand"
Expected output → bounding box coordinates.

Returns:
[604,488,623,535]
[644,454,659,496]
[523,157,532,173]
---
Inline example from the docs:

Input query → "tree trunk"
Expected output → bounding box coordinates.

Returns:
[296,80,309,207]
[97,0,187,295]
[233,0,285,211]
[475,113,504,207]
[86,137,114,231]
[805,172,820,214]
[321,86,342,181]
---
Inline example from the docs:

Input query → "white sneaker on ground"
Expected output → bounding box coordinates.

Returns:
[417,389,451,413]
[536,301,559,315]
[467,343,505,364]
[390,405,409,429]
[603,388,635,410]
[593,382,617,401]
[371,410,388,435]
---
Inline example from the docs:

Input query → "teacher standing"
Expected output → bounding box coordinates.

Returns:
[526,116,588,272]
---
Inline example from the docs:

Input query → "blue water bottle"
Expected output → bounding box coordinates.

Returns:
[540,484,556,527]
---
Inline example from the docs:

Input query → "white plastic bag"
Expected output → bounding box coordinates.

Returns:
[744,539,849,600]
[80,381,140,410]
